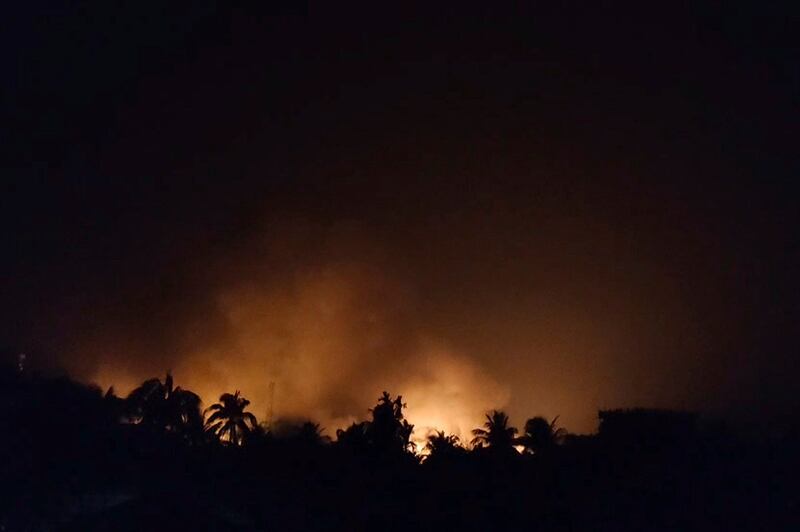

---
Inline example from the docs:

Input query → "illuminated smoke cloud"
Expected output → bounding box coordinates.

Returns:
[88,223,509,442]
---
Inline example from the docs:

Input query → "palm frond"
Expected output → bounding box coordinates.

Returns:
[206,410,226,424]
[205,421,223,434]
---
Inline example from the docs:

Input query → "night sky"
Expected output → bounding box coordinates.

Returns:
[2,3,798,435]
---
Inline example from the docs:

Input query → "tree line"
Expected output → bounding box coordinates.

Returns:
[111,372,575,459]
[1,365,796,531]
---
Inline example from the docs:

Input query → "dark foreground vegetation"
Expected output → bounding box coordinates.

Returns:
[1,367,797,531]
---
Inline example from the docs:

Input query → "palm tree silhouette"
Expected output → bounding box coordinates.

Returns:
[516,416,567,454]
[426,431,459,452]
[297,421,330,446]
[424,430,465,463]
[125,373,203,435]
[204,391,258,446]
[336,421,371,451]
[471,410,518,451]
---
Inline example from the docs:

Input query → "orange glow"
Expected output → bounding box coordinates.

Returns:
[89,258,509,445]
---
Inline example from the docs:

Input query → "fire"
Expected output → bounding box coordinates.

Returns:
[87,252,510,443]
[91,343,508,447]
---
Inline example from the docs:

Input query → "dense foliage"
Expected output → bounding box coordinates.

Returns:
[0,366,796,531]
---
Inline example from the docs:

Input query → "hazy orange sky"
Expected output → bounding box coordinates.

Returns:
[3,4,798,437]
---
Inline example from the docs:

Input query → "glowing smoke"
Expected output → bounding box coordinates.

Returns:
[88,223,509,444]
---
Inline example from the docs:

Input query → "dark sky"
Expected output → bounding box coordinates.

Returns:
[2,2,799,435]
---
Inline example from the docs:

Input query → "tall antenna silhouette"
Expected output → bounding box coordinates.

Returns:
[266,381,275,429]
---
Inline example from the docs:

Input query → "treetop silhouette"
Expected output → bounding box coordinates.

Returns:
[471,410,518,453]
[516,416,567,455]
[204,390,259,446]
[125,372,203,438]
